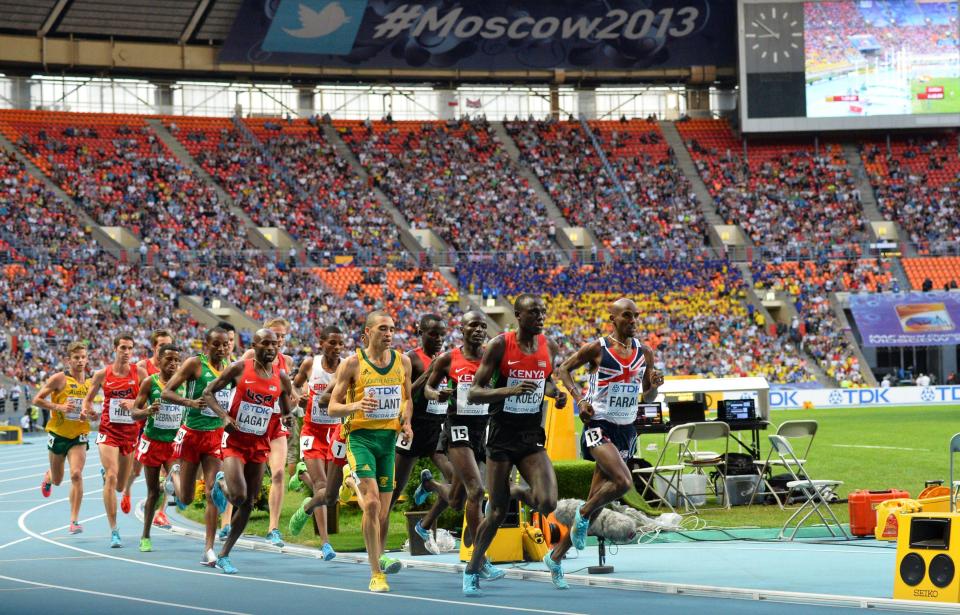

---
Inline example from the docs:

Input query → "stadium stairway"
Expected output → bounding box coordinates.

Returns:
[0,130,129,259]
[146,118,277,252]
[490,121,592,255]
[830,293,878,387]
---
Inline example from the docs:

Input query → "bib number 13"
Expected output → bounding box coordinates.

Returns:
[584,427,604,448]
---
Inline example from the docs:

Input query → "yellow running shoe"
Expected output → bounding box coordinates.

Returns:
[369,572,389,593]
[339,465,357,504]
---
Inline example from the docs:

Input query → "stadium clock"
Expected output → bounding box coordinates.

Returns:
[742,2,804,72]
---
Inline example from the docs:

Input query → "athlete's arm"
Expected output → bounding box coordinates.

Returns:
[293,356,312,401]
[406,350,432,396]
[545,339,568,409]
[118,366,149,411]
[467,336,538,404]
[278,370,295,416]
[161,357,204,409]
[424,351,453,402]
[556,341,601,409]
[32,372,69,414]
[399,354,414,441]
[327,357,376,418]
[281,353,300,408]
[131,377,157,421]
[641,346,664,403]
[202,361,244,429]
[81,368,106,419]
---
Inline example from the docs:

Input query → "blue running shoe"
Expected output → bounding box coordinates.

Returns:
[413,521,439,555]
[479,559,506,581]
[216,556,238,574]
[542,553,569,590]
[211,471,227,514]
[109,529,122,549]
[218,524,231,541]
[174,497,187,512]
[571,506,589,551]
[462,572,481,597]
[100,467,106,485]
[413,469,433,506]
[266,528,284,548]
[320,542,337,561]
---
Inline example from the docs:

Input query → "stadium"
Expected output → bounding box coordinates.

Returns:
[0,0,959,613]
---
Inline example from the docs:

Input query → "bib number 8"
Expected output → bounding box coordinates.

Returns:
[584,427,604,448]
[396,432,412,451]
[451,425,469,443]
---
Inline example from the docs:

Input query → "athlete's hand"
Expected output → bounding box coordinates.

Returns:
[400,421,413,444]
[435,388,453,402]
[148,400,161,415]
[56,403,74,414]
[119,399,136,411]
[510,380,539,396]
[222,415,238,433]
[191,399,206,410]
[355,394,378,414]
[649,369,664,388]
[578,400,595,423]
[554,390,568,408]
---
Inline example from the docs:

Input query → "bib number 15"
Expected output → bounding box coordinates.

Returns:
[450,426,469,443]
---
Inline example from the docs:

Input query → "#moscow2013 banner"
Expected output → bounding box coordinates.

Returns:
[850,291,960,347]
[219,0,736,71]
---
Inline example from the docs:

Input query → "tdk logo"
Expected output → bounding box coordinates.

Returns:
[263,0,367,55]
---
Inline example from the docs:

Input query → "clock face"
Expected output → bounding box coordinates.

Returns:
[743,2,805,73]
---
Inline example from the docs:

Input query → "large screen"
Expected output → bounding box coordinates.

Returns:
[739,0,960,132]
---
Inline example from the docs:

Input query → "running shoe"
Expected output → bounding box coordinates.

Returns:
[338,465,357,504]
[216,556,238,575]
[201,548,217,567]
[210,471,227,514]
[153,510,172,529]
[266,528,284,548]
[413,468,433,506]
[218,524,231,541]
[288,498,311,537]
[542,553,569,590]
[320,542,336,561]
[379,555,402,574]
[40,474,52,498]
[174,497,188,512]
[288,462,307,492]
[139,537,152,552]
[164,468,177,497]
[462,572,481,597]
[413,521,440,555]
[369,573,389,593]
[571,505,589,551]
[110,529,122,549]
[479,559,506,581]
[120,491,131,514]
[100,467,106,485]
[68,522,83,535]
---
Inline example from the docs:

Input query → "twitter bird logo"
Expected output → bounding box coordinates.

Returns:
[263,0,367,55]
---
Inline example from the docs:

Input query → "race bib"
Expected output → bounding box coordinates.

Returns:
[47,434,55,448]
[221,431,229,449]
[235,401,272,435]
[584,427,604,448]
[154,403,185,431]
[203,389,233,418]
[426,379,447,415]
[331,440,346,459]
[310,396,339,425]
[502,378,545,414]
[364,385,402,420]
[138,438,150,456]
[78,433,88,444]
[173,427,187,445]
[396,432,413,451]
[108,398,134,424]
[96,432,107,444]
[450,425,470,443]
[300,436,314,452]
[606,383,641,421]
[456,382,488,416]
[64,397,83,421]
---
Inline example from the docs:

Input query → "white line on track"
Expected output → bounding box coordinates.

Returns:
[0,555,99,563]
[0,472,100,496]
[19,498,585,615]
[42,512,107,535]
[0,537,30,551]
[830,444,929,452]
[0,574,254,614]
[0,462,51,474]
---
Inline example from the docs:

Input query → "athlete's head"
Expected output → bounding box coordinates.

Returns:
[205,326,232,364]
[319,325,344,363]
[65,341,88,374]
[252,328,279,365]
[513,294,547,335]
[264,317,289,352]
[364,310,395,352]
[217,322,237,355]
[113,333,135,364]
[157,344,181,380]
[418,314,446,356]
[149,329,173,359]
[610,298,639,339]
[461,311,488,349]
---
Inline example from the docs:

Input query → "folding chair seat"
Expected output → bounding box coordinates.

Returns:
[633,423,695,513]
[750,420,818,507]
[682,421,731,509]
[768,435,847,541]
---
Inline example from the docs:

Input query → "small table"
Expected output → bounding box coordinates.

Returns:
[636,419,771,459]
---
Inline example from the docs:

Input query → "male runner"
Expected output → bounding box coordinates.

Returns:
[132,343,185,552]
[241,317,296,548]
[215,321,237,540]
[205,329,295,574]
[82,334,148,548]
[463,294,567,596]
[286,325,345,560]
[390,314,455,512]
[547,297,663,587]
[33,341,91,533]
[328,311,413,593]
[123,329,173,522]
[162,326,233,566]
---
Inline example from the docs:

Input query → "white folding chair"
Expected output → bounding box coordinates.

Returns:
[633,424,695,513]
[749,420,818,507]
[768,434,848,541]
[682,421,731,509]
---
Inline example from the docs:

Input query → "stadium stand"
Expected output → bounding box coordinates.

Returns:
[902,257,960,291]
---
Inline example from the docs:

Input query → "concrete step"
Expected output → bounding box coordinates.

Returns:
[659,121,723,226]
[829,293,878,387]
[437,267,502,336]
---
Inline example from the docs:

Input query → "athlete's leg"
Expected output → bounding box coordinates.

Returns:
[422,446,481,544]
[99,444,121,528]
[377,489,392,555]
[66,445,86,524]
[430,450,455,483]
[389,453,416,509]
[466,458,513,574]
[515,450,558,516]
[116,451,134,494]
[141,464,161,540]
[550,460,605,562]
[177,461,199,504]
[220,459,267,558]
[47,450,66,486]
[323,461,344,507]
[199,455,223,554]
[124,458,142,499]
[301,457,329,542]
[357,477,384,575]
[267,437,287,533]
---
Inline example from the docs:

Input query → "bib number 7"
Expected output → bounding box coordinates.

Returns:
[584,427,604,448]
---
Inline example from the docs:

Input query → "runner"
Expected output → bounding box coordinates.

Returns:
[547,297,663,587]
[413,311,490,554]
[123,329,173,522]
[33,341,91,533]
[286,325,346,561]
[82,333,148,548]
[463,294,567,596]
[215,321,237,541]
[161,326,233,566]
[328,310,413,593]
[241,317,297,548]
[131,343,186,552]
[205,328,295,574]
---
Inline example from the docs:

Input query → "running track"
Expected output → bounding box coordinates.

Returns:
[0,435,879,614]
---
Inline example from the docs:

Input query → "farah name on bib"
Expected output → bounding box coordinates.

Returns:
[108,398,134,424]
[607,383,641,420]
[503,376,545,414]
[236,401,272,435]
[364,385,402,420]
[155,403,185,430]
[456,380,488,416]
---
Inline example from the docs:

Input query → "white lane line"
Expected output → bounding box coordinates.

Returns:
[0,537,30,551]
[19,499,584,615]
[0,574,253,615]
[0,462,50,474]
[830,444,929,452]
[0,587,45,592]
[42,513,107,535]
[0,472,100,496]
[0,555,99,563]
